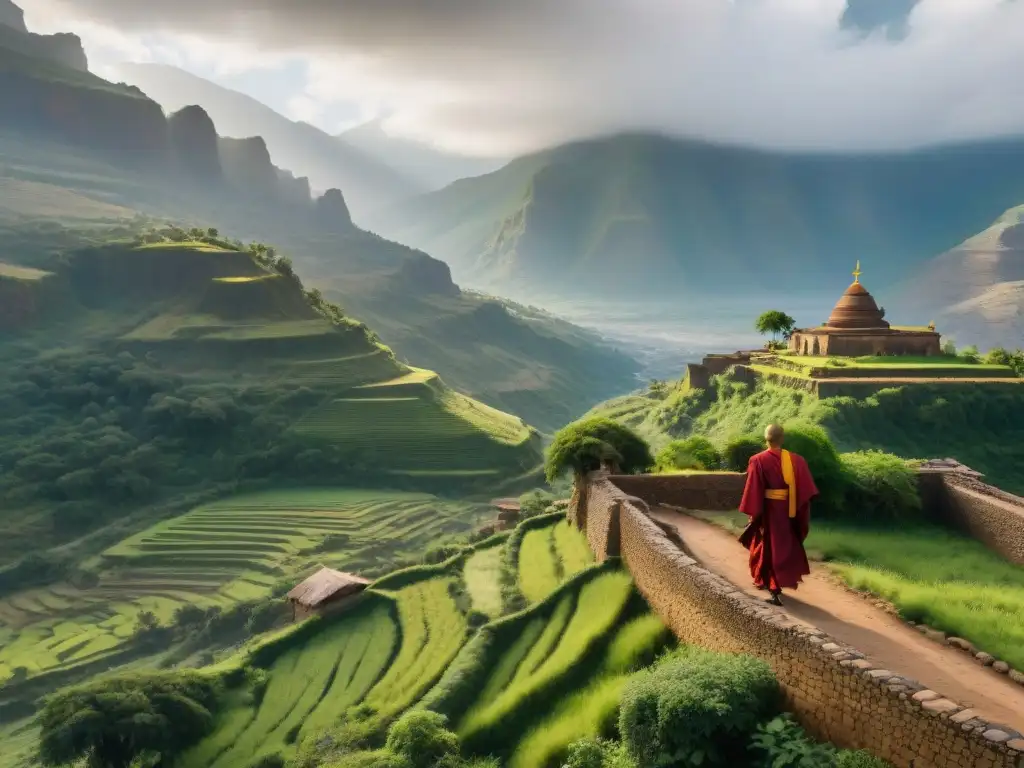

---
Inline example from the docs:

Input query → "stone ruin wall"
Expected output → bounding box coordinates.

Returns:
[918,471,1024,567]
[577,473,1024,768]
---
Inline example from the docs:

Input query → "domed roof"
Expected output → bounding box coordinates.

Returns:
[825,280,889,330]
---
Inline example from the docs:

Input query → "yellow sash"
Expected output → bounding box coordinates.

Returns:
[781,449,797,519]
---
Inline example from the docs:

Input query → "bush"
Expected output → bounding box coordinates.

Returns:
[327,751,412,768]
[781,424,846,514]
[619,648,778,767]
[520,489,556,519]
[721,435,763,472]
[836,750,891,768]
[545,418,654,482]
[655,436,722,472]
[748,715,837,767]
[563,738,637,768]
[384,711,460,768]
[840,451,921,522]
[249,754,285,768]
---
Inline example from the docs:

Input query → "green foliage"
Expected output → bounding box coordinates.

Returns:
[619,647,778,768]
[780,424,846,513]
[984,347,1024,376]
[748,715,837,768]
[839,451,921,522]
[520,489,557,519]
[655,436,721,472]
[754,311,796,342]
[958,345,980,363]
[563,739,637,768]
[545,418,653,483]
[835,750,891,768]
[385,711,460,768]
[38,670,222,768]
[722,435,763,472]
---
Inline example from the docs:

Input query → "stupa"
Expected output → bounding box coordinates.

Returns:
[788,262,941,357]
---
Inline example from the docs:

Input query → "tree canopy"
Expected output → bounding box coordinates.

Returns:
[545,417,653,482]
[38,672,222,768]
[755,310,796,342]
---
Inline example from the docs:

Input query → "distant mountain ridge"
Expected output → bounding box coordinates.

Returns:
[115,63,423,220]
[900,205,1024,350]
[369,133,1024,302]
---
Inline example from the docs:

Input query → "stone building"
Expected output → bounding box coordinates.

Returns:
[286,567,370,622]
[788,263,941,357]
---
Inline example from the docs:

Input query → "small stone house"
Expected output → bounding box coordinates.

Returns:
[286,567,370,622]
[492,498,521,530]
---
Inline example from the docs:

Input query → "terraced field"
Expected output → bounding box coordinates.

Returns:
[0,489,489,687]
[518,520,596,604]
[181,601,399,768]
[291,377,534,471]
[459,570,635,740]
[464,542,506,617]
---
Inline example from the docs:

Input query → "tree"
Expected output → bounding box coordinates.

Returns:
[38,672,221,768]
[755,310,796,344]
[545,418,653,527]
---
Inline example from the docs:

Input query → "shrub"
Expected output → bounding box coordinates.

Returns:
[722,435,764,472]
[619,647,778,767]
[748,714,837,767]
[384,711,460,768]
[781,424,846,514]
[249,754,285,768]
[545,418,654,483]
[655,436,722,472]
[563,738,637,768]
[840,451,921,522]
[959,345,980,363]
[520,489,556,519]
[327,750,412,768]
[836,750,891,768]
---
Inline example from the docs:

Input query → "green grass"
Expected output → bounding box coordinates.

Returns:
[134,241,235,252]
[364,578,468,716]
[0,489,488,687]
[0,262,51,280]
[805,523,1024,671]
[518,520,595,604]
[291,380,533,471]
[182,602,398,768]
[464,544,506,617]
[778,354,1009,370]
[459,570,634,739]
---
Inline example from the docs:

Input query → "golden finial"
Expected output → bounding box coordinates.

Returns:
[852,260,862,284]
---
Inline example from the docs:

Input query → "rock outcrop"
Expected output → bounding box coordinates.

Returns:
[314,188,354,232]
[218,135,277,197]
[168,105,223,184]
[0,4,87,71]
[276,168,312,208]
[0,0,27,32]
[393,253,460,297]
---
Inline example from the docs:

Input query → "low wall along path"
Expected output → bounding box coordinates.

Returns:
[576,471,1024,768]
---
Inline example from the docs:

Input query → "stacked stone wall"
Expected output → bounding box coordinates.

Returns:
[609,472,746,511]
[919,471,1024,566]
[581,476,1024,768]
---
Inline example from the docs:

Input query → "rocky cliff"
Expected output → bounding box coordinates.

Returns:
[314,188,353,232]
[168,105,223,184]
[0,0,26,32]
[0,24,87,71]
[276,168,312,208]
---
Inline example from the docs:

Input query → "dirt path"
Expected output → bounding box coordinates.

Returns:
[651,508,1024,733]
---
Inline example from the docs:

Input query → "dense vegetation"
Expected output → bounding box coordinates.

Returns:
[588,365,1024,494]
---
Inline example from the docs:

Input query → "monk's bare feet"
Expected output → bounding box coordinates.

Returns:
[766,593,783,606]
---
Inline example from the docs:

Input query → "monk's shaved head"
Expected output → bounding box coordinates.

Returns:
[765,423,785,447]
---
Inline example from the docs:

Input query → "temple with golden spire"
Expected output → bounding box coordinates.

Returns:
[788,262,942,357]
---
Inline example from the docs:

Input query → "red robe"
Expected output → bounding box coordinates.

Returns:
[738,449,819,591]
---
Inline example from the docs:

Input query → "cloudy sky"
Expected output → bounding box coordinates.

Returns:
[17,0,1024,157]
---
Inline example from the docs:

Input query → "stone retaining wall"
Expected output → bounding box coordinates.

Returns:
[580,474,1024,768]
[609,472,746,512]
[918,471,1024,566]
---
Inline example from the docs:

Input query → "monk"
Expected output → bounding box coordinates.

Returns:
[738,424,819,606]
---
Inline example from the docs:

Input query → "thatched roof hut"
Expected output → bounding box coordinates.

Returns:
[286,567,370,619]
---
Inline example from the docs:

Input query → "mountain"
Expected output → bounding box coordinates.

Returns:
[368,133,1024,303]
[0,3,640,431]
[899,205,1024,350]
[337,118,507,190]
[114,63,419,221]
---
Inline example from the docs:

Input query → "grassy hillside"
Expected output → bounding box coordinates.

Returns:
[368,132,1024,302]
[586,369,1024,495]
[0,236,542,576]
